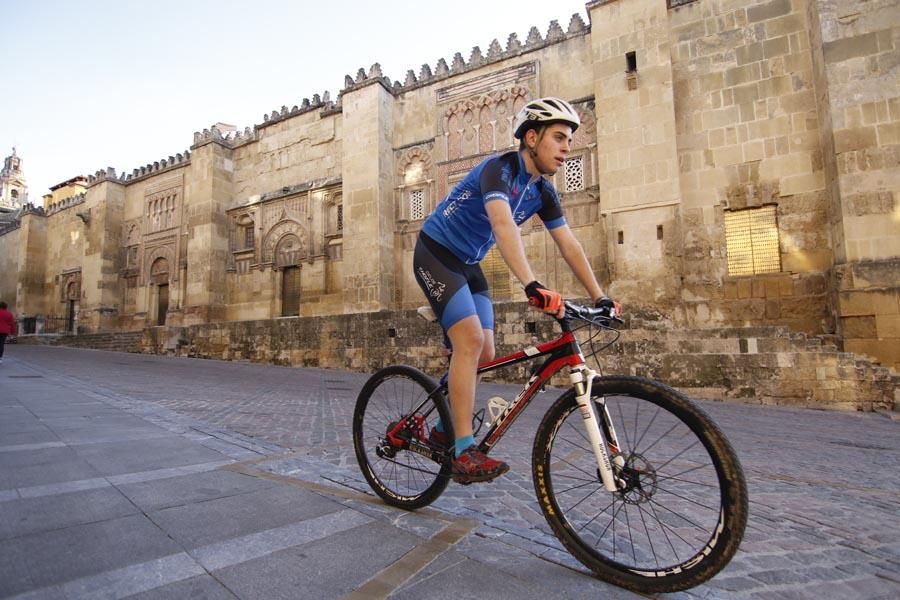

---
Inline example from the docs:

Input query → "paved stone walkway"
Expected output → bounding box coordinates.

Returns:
[3,345,899,599]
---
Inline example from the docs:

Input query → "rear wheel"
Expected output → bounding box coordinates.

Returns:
[532,376,747,593]
[353,365,452,510]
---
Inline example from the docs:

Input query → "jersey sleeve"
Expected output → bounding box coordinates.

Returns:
[538,183,566,229]
[479,158,512,205]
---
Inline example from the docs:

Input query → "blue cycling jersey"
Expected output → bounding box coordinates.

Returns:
[421,151,566,264]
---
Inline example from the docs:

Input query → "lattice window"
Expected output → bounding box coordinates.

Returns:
[564,156,584,192]
[482,247,512,300]
[243,225,254,249]
[724,205,781,276]
[327,197,343,237]
[409,189,425,220]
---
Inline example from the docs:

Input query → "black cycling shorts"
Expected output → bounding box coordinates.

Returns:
[413,233,494,332]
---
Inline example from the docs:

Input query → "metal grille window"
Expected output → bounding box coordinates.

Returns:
[724,205,781,276]
[482,247,512,300]
[409,189,425,220]
[243,225,254,249]
[564,156,584,192]
[336,204,343,231]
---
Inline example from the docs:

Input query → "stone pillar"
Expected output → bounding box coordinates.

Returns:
[183,136,232,325]
[15,208,48,318]
[808,0,900,370]
[587,0,683,307]
[80,175,125,332]
[340,74,396,312]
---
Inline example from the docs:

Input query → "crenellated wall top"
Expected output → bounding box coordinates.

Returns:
[85,151,192,189]
[81,14,589,193]
[45,192,86,215]
[342,15,589,96]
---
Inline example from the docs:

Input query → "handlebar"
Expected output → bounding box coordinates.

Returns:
[562,300,623,327]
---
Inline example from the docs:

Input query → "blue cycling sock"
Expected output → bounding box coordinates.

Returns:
[455,435,475,458]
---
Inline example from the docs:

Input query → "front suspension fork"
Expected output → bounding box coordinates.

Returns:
[570,366,624,492]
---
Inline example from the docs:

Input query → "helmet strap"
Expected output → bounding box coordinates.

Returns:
[526,126,546,160]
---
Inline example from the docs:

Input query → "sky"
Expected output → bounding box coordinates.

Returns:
[1,0,591,199]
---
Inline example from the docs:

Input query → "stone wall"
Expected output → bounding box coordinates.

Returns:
[138,304,897,412]
[812,0,900,370]
[0,225,18,306]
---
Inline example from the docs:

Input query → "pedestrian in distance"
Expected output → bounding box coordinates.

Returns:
[0,301,17,363]
[412,97,617,484]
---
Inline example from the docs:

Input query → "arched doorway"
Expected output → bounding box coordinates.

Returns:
[275,234,302,317]
[65,281,80,333]
[150,257,170,325]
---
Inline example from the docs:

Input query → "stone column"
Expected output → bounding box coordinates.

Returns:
[15,208,48,319]
[587,0,682,306]
[183,136,233,325]
[81,173,125,332]
[808,0,900,370]
[340,73,396,312]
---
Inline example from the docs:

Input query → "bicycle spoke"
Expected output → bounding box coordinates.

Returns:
[646,499,679,562]
[632,403,661,452]
[537,379,743,584]
[634,502,661,569]
[652,438,702,472]
[652,483,721,514]
[354,368,451,509]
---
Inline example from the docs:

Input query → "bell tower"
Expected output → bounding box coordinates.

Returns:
[0,147,27,214]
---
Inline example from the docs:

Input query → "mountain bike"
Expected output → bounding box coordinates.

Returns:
[352,300,748,593]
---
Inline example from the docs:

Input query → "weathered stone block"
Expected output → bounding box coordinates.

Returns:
[747,0,791,24]
[763,36,790,59]
[846,191,895,216]
[725,63,762,86]
[875,314,900,338]
[838,289,900,317]
[764,14,805,37]
[823,31,881,64]
[736,42,764,66]
[877,122,900,145]
[834,127,878,153]
[841,315,877,338]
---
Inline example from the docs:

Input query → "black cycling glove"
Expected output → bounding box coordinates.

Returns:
[594,296,619,322]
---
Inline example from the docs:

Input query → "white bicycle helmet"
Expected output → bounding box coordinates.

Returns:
[513,97,581,139]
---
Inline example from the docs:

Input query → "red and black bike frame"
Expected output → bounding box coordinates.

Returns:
[472,330,585,452]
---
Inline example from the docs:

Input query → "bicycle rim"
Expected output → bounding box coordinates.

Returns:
[533,376,747,592]
[353,365,451,510]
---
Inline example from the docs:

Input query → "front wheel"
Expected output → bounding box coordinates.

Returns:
[353,365,452,510]
[532,376,748,593]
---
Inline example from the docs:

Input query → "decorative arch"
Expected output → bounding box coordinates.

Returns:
[274,234,304,268]
[396,145,434,180]
[65,280,80,301]
[262,219,308,265]
[150,257,170,285]
[442,85,531,159]
[573,104,597,149]
[143,245,176,285]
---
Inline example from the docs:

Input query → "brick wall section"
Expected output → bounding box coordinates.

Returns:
[812,0,900,372]
[668,0,833,334]
[129,303,897,412]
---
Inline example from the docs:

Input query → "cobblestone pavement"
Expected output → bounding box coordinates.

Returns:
[7,345,900,599]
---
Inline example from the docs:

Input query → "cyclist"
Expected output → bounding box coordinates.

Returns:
[413,96,616,484]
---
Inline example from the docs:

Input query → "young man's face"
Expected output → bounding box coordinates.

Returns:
[526,123,574,175]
